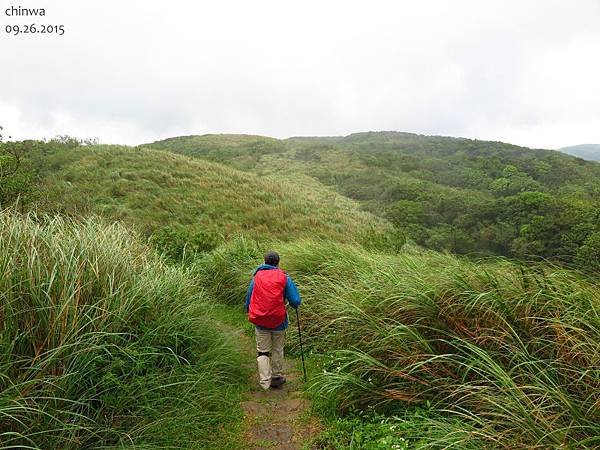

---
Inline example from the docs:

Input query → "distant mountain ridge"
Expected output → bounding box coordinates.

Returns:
[559,144,600,161]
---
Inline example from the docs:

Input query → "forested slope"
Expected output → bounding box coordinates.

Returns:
[147,132,600,270]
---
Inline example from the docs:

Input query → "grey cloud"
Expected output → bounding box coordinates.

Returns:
[1,0,599,147]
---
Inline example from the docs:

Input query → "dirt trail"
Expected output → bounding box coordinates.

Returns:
[227,325,321,449]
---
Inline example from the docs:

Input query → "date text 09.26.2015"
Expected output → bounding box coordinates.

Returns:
[5,24,65,36]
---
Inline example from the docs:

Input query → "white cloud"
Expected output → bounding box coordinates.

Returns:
[1,0,599,147]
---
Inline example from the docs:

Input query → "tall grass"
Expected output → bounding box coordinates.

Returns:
[198,238,600,448]
[0,211,245,449]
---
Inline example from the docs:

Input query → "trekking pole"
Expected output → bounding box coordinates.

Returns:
[295,308,308,382]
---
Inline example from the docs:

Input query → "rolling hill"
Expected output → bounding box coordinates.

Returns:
[145,132,600,268]
[29,143,391,258]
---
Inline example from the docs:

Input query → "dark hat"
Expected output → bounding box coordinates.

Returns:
[264,251,280,266]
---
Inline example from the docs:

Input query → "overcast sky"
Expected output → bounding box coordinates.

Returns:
[1,0,599,148]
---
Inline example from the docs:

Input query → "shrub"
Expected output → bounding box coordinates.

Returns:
[360,226,406,254]
[576,231,600,273]
[192,236,263,305]
[149,225,219,261]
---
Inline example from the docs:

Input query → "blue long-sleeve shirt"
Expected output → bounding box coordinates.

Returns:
[245,264,301,331]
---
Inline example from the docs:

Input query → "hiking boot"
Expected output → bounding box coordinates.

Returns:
[270,376,286,388]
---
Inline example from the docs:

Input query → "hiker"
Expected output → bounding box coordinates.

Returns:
[245,251,301,390]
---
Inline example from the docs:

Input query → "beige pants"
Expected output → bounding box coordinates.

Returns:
[255,328,286,390]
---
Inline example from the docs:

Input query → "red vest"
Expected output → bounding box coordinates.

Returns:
[249,268,287,328]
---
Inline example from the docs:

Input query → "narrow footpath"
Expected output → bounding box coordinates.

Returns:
[226,321,321,449]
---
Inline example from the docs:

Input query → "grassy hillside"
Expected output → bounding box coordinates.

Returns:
[15,142,394,259]
[147,134,286,172]
[146,132,600,270]
[2,134,600,448]
[560,144,600,162]
[196,238,600,449]
[0,211,247,449]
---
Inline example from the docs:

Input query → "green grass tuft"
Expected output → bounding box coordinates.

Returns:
[0,211,247,449]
